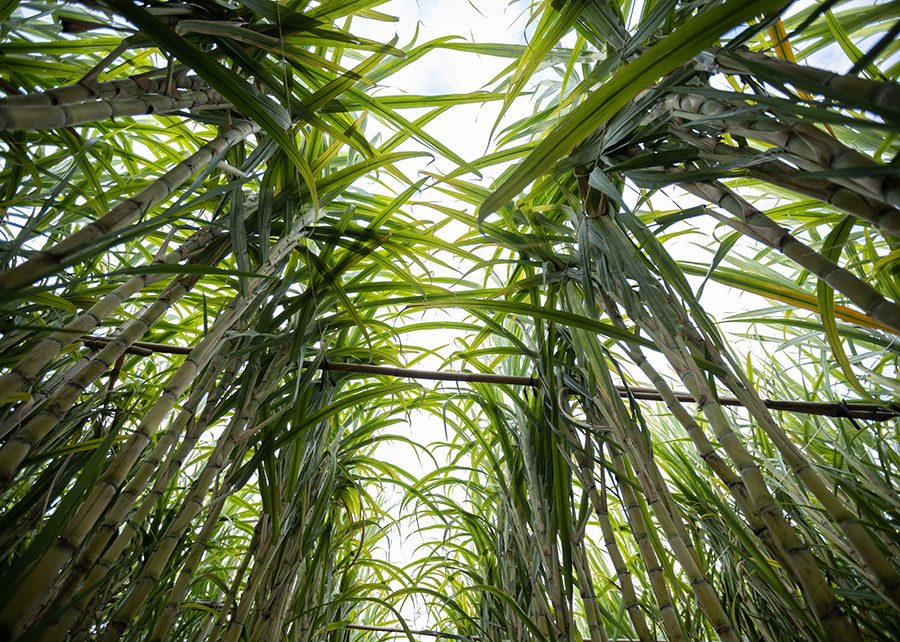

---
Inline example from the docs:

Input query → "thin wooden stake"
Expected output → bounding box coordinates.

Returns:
[342,623,658,642]
[79,336,898,421]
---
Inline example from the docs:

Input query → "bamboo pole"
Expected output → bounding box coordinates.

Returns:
[70,338,900,421]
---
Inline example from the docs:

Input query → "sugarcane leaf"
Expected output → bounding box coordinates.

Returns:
[480,0,786,218]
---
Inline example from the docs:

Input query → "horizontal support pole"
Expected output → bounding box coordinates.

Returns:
[342,623,656,642]
[80,336,899,421]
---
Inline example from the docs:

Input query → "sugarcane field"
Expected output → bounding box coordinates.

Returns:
[0,0,899,640]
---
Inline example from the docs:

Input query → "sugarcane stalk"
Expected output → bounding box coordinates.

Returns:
[576,209,828,639]
[0,87,226,132]
[2,222,310,637]
[97,357,281,641]
[519,417,569,641]
[0,294,248,637]
[220,529,279,642]
[581,188,791,598]
[249,536,304,641]
[583,215,862,641]
[0,121,257,295]
[599,294,816,612]
[99,416,246,642]
[582,352,739,642]
[670,131,900,238]
[666,93,900,208]
[648,327,862,642]
[0,217,230,404]
[714,367,900,610]
[497,481,559,633]
[597,293,768,537]
[0,272,202,489]
[571,544,610,642]
[604,443,686,642]
[671,276,900,601]
[570,430,654,642]
[0,354,94,440]
[671,171,900,333]
[209,518,265,642]
[630,304,859,640]
[31,355,239,642]
[715,48,900,122]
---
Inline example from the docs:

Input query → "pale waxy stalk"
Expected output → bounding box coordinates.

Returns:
[669,130,900,237]
[97,432,247,642]
[583,215,863,640]
[0,218,230,404]
[0,121,257,295]
[16,222,311,636]
[0,269,265,638]
[571,543,610,642]
[648,327,863,642]
[596,292,771,542]
[715,48,900,119]
[0,272,203,488]
[605,445,686,642]
[575,331,740,642]
[0,88,225,132]
[565,423,654,642]
[674,174,900,332]
[667,93,900,208]
[97,358,287,641]
[220,526,280,642]
[31,355,240,642]
[248,534,305,640]
[666,272,900,608]
[518,414,570,641]
[209,518,266,642]
[714,366,900,610]
[3,68,206,106]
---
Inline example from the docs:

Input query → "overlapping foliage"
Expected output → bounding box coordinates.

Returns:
[0,1,898,641]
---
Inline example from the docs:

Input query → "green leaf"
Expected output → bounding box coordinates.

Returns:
[817,216,868,397]
[479,0,786,217]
